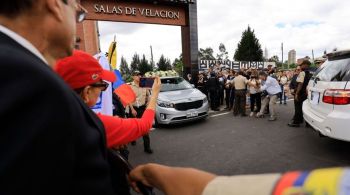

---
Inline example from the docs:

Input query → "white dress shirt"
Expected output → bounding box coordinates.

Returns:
[203,174,280,195]
[260,76,281,95]
[0,24,47,64]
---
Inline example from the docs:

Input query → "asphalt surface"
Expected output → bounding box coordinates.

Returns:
[128,100,350,177]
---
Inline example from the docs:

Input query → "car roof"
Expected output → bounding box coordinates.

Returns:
[327,49,350,60]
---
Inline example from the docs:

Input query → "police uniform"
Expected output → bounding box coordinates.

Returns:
[130,81,153,153]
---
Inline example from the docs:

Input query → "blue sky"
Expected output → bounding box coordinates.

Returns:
[98,0,350,65]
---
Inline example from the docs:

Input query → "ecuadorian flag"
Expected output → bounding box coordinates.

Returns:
[113,70,136,107]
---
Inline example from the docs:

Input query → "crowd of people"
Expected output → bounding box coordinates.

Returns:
[191,63,305,121]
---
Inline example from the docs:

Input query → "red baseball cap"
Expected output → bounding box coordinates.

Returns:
[55,50,116,89]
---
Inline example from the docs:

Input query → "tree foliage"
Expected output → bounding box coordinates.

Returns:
[119,56,131,82]
[130,53,140,72]
[199,47,215,60]
[172,54,184,76]
[139,54,153,74]
[217,43,229,60]
[234,26,263,61]
[269,55,279,62]
[157,54,172,71]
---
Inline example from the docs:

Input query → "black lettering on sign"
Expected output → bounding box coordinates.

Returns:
[250,62,258,69]
[232,62,240,70]
[257,62,264,69]
[240,61,249,69]
[199,60,209,69]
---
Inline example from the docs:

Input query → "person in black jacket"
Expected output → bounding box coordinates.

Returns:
[288,62,312,127]
[197,72,208,97]
[289,65,301,93]
[207,72,220,111]
[0,1,117,194]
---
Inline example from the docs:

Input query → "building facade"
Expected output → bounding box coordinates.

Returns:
[288,49,296,65]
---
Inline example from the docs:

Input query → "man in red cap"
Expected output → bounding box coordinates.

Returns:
[55,50,161,148]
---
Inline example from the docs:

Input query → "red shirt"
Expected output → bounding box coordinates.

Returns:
[98,109,155,148]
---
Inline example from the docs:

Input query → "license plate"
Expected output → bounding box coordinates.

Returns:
[310,91,320,105]
[187,112,198,118]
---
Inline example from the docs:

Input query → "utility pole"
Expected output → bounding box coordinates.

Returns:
[281,42,284,69]
[312,49,315,63]
[150,45,154,69]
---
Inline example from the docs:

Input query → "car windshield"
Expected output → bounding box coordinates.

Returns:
[160,77,193,92]
[313,58,350,82]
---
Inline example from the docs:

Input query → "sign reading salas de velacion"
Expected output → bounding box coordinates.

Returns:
[94,4,180,20]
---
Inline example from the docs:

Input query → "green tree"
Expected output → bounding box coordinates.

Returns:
[269,55,279,62]
[172,54,184,76]
[234,26,263,61]
[157,54,172,71]
[119,56,131,81]
[130,53,140,72]
[216,43,229,60]
[199,47,215,60]
[268,55,282,68]
[139,54,153,74]
[289,63,297,69]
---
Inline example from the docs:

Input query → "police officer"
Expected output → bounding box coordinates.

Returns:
[130,71,154,153]
[288,60,312,127]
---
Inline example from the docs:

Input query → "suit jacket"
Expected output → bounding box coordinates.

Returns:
[0,32,115,194]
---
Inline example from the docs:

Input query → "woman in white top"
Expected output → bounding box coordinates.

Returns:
[278,71,289,105]
[247,73,262,117]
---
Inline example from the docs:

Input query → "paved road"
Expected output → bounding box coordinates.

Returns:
[128,101,350,177]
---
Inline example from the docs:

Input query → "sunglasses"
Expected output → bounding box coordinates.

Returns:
[76,4,88,23]
[62,0,88,23]
[90,81,109,91]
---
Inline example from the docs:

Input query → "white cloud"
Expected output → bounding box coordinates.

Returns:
[98,0,350,66]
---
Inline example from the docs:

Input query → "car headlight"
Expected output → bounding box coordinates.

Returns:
[157,100,175,108]
[203,97,208,103]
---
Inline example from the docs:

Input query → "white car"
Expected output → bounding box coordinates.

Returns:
[303,50,350,142]
[155,77,209,125]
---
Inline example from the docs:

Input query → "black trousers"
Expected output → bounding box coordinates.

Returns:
[250,93,262,112]
[233,90,247,115]
[209,89,219,109]
[225,88,231,108]
[292,97,306,124]
[132,106,151,150]
[230,89,235,108]
[219,87,225,105]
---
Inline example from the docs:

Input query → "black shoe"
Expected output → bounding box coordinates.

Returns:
[241,114,248,117]
[144,149,153,154]
[288,123,300,127]
[224,107,229,110]
[131,141,136,146]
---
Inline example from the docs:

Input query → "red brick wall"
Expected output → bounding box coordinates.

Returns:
[76,21,100,55]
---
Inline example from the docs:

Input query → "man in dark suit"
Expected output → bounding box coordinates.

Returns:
[0,1,116,194]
